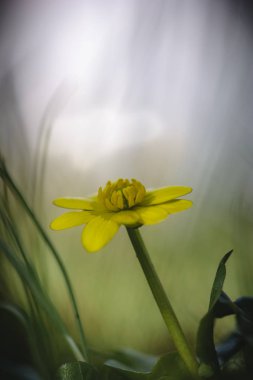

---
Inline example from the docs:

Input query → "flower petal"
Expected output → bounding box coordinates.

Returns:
[161,199,193,212]
[53,197,94,210]
[141,186,192,206]
[135,205,169,225]
[50,211,94,230]
[110,210,141,226]
[82,216,119,252]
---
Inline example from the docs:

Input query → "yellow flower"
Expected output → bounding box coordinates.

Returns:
[50,179,192,252]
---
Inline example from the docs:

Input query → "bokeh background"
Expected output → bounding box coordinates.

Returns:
[1,0,253,357]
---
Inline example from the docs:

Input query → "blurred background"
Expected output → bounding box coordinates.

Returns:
[1,0,253,362]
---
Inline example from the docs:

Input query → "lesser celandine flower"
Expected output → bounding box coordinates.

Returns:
[50,179,192,252]
[51,178,199,376]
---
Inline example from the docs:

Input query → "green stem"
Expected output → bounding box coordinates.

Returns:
[1,165,89,362]
[126,228,199,378]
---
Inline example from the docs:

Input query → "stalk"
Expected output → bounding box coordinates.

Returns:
[127,228,199,378]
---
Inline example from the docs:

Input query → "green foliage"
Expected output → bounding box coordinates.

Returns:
[0,160,88,361]
[196,251,233,378]
[105,347,157,374]
[208,250,233,311]
[57,362,98,380]
[104,350,190,380]
[57,351,191,380]
[0,162,87,377]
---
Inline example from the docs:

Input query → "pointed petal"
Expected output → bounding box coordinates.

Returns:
[141,186,192,206]
[50,211,94,230]
[53,197,94,210]
[161,199,193,212]
[82,216,119,252]
[110,210,140,226]
[135,205,169,225]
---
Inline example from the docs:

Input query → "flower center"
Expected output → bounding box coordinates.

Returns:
[98,179,146,211]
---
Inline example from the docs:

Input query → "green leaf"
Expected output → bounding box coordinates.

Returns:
[196,251,233,378]
[104,351,190,380]
[100,366,129,380]
[103,367,146,380]
[213,291,235,318]
[209,250,233,311]
[105,360,148,379]
[57,362,98,380]
[196,312,218,378]
[105,348,157,374]
[149,352,191,380]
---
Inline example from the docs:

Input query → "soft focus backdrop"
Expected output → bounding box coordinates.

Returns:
[1,0,253,354]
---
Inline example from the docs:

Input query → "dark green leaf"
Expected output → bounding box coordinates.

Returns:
[104,351,190,380]
[103,366,146,379]
[105,348,157,374]
[56,362,98,380]
[196,312,219,378]
[196,251,233,378]
[149,352,191,380]
[213,291,235,318]
[209,250,233,311]
[100,365,132,380]
[105,360,148,379]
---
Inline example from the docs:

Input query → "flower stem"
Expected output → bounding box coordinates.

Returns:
[126,228,199,378]
[1,163,89,362]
